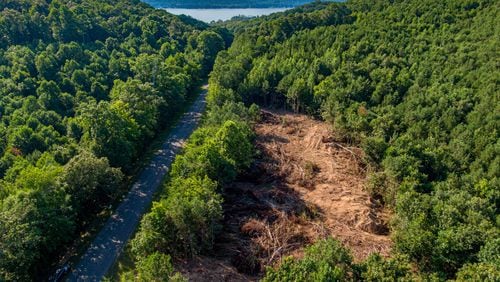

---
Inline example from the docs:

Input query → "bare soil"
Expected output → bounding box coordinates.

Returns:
[175,110,392,281]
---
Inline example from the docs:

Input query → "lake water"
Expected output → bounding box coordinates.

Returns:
[164,8,290,23]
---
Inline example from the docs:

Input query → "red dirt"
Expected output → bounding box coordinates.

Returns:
[175,110,392,281]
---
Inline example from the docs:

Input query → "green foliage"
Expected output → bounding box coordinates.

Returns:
[264,239,420,282]
[110,78,162,140]
[478,237,500,265]
[263,238,351,282]
[130,83,255,279]
[144,0,337,9]
[136,252,174,282]
[132,176,222,258]
[131,111,255,260]
[210,0,500,278]
[170,137,237,183]
[60,151,124,222]
[120,252,187,282]
[79,100,140,168]
[393,184,498,274]
[455,262,500,282]
[356,254,414,282]
[204,101,258,126]
[194,30,226,73]
[0,0,228,279]
[215,120,254,170]
[0,190,74,281]
[170,119,254,184]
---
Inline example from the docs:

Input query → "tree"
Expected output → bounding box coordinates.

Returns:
[194,30,225,74]
[131,53,162,84]
[209,1,499,278]
[170,140,237,184]
[0,0,223,279]
[110,79,162,139]
[132,176,222,258]
[215,120,253,170]
[60,151,123,221]
[356,254,414,281]
[48,0,83,42]
[37,80,72,115]
[8,125,46,155]
[455,263,500,282]
[79,101,139,168]
[35,49,58,81]
[0,187,73,280]
[71,69,91,92]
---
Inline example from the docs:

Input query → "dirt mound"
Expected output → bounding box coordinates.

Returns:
[175,110,392,281]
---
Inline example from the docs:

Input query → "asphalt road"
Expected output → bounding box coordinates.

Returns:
[67,87,208,281]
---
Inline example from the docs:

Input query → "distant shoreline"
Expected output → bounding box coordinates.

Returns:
[164,8,291,22]
[155,5,300,8]
[142,0,340,9]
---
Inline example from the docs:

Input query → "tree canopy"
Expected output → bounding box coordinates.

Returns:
[0,0,226,279]
[209,0,499,279]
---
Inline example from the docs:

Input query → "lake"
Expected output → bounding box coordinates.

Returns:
[164,8,290,23]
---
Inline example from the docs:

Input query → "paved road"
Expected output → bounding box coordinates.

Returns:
[67,87,208,281]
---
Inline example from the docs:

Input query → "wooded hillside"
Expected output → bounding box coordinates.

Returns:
[0,0,226,280]
[209,0,499,279]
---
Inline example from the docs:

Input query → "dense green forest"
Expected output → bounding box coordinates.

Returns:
[143,0,338,9]
[206,0,499,280]
[1,0,498,281]
[0,0,227,280]
[123,0,498,280]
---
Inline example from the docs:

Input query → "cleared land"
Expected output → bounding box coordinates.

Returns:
[176,110,391,281]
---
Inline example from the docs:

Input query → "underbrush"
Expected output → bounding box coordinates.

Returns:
[120,101,259,280]
[263,238,414,282]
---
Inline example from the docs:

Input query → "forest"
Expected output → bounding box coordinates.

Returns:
[206,0,499,280]
[0,0,227,280]
[0,0,498,281]
[124,0,498,281]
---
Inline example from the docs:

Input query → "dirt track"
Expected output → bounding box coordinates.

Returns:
[177,110,392,281]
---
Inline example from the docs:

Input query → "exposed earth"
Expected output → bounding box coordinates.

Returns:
[176,109,392,281]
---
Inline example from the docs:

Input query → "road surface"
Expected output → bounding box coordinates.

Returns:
[67,87,208,281]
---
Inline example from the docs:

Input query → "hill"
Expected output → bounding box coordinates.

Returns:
[0,0,227,280]
[207,0,499,280]
[1,0,499,281]
[142,0,339,9]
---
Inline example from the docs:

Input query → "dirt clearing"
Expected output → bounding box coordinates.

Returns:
[176,110,392,281]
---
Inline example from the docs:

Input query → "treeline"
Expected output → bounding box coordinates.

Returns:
[0,0,227,280]
[263,238,498,281]
[143,0,338,9]
[264,238,415,281]
[124,86,259,280]
[210,0,499,280]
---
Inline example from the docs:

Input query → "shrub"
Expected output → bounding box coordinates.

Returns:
[136,252,174,282]
[131,176,222,258]
[455,263,500,282]
[356,254,414,281]
[263,238,353,282]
